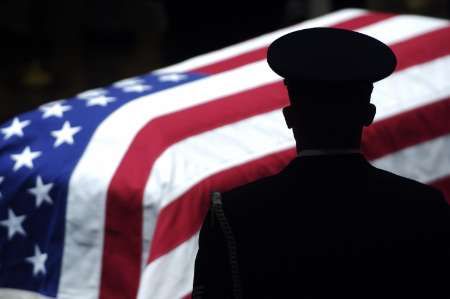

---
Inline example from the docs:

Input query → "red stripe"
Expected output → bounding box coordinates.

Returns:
[430,176,450,204]
[331,12,394,30]
[99,18,449,299]
[362,97,450,160]
[148,149,296,262]
[394,26,450,72]
[191,12,394,75]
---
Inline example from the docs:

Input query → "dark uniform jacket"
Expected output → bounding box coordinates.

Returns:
[193,154,450,298]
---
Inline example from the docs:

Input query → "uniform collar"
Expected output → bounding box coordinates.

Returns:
[297,148,361,158]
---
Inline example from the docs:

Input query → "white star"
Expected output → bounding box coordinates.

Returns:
[39,102,72,119]
[113,78,144,88]
[85,96,116,107]
[1,117,31,140]
[51,121,81,147]
[28,176,53,207]
[26,245,48,276]
[10,146,41,171]
[0,208,26,240]
[121,84,152,93]
[158,73,187,82]
[77,88,107,99]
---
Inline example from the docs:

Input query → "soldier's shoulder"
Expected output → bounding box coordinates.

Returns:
[369,165,443,199]
[220,173,284,211]
[226,173,282,199]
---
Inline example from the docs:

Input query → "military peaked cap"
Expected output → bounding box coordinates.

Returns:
[267,27,397,83]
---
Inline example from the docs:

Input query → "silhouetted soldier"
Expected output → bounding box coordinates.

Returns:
[193,28,450,298]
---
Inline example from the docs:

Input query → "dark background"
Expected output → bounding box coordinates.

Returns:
[0,0,448,124]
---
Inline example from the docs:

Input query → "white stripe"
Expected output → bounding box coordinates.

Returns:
[0,289,52,299]
[372,134,450,183]
[145,56,450,212]
[357,14,448,45]
[137,233,199,299]
[141,202,158,271]
[145,110,293,210]
[140,133,450,299]
[372,55,450,120]
[58,12,449,298]
[154,9,366,74]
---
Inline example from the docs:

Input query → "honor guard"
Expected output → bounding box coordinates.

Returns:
[193,27,450,299]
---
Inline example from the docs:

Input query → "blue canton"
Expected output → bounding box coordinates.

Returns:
[0,72,205,297]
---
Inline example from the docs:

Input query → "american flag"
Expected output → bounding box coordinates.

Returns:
[0,8,449,299]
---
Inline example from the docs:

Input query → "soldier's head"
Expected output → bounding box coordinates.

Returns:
[267,27,396,151]
[281,79,376,150]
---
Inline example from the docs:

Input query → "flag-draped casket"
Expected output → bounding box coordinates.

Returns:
[0,8,449,299]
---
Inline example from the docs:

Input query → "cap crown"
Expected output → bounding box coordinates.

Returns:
[267,27,397,82]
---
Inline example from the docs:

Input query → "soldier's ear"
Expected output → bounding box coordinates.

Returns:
[282,106,295,129]
[363,103,376,126]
